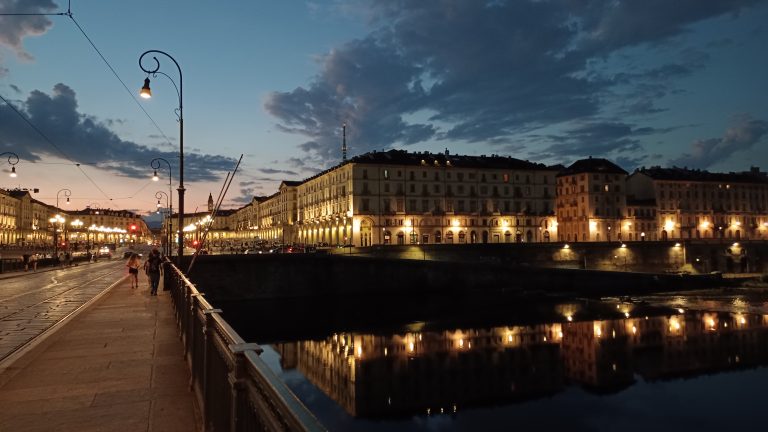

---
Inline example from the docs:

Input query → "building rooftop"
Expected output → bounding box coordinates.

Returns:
[634,166,768,184]
[557,157,628,177]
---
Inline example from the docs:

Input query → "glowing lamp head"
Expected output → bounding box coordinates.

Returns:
[140,78,152,99]
[156,200,161,208]
[9,166,17,178]
[66,197,70,205]
[152,170,159,182]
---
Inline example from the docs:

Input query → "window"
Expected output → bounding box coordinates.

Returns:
[410,184,416,193]
[383,169,389,179]
[362,199,370,211]
[384,183,390,193]
[503,174,509,183]
[363,169,368,179]
[410,171,415,180]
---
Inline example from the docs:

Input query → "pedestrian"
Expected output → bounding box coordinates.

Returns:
[22,253,30,272]
[29,253,38,271]
[126,253,141,288]
[145,248,162,296]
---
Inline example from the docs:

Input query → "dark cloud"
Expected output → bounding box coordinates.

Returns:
[0,83,236,181]
[259,168,298,176]
[530,121,670,163]
[266,0,759,163]
[669,114,768,168]
[0,0,57,61]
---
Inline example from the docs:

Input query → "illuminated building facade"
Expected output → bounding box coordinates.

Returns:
[556,157,628,243]
[626,166,768,240]
[296,149,560,247]
[161,154,768,249]
[67,207,150,249]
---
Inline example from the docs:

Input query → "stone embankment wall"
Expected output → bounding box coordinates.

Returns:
[327,240,768,274]
[180,247,737,302]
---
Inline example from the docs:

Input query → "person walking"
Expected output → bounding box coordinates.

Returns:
[29,253,38,271]
[126,253,142,289]
[145,248,162,296]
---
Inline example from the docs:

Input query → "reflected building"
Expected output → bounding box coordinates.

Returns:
[275,310,768,419]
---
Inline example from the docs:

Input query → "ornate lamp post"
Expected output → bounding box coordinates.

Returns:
[140,50,185,259]
[151,157,174,255]
[56,188,72,208]
[155,190,170,256]
[1,152,19,178]
[49,214,65,255]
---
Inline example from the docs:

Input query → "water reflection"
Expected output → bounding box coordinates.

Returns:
[273,309,768,419]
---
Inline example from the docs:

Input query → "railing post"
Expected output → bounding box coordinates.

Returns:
[228,343,263,432]
[201,307,222,431]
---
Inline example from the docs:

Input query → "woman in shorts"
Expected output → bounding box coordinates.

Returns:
[126,253,142,288]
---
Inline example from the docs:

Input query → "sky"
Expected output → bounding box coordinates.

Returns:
[1,0,767,219]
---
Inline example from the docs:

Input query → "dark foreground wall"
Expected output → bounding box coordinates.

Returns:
[181,254,723,303]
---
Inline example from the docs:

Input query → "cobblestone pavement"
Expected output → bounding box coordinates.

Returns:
[0,261,126,362]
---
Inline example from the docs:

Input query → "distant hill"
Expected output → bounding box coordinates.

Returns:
[143,213,164,230]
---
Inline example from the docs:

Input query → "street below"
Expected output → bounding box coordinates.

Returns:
[0,260,126,362]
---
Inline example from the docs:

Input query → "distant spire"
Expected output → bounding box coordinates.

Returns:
[342,122,347,162]
[207,193,214,212]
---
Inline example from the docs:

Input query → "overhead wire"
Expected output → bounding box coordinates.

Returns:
[1,1,179,211]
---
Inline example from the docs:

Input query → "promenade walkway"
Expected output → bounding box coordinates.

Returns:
[0,274,201,431]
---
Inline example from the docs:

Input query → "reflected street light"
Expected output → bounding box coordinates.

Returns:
[2,152,19,178]
[140,50,185,259]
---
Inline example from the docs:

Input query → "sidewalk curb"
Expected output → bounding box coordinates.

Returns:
[0,273,129,388]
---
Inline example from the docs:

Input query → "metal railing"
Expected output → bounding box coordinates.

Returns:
[164,260,326,432]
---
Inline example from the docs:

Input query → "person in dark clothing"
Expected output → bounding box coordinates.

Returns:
[144,248,163,296]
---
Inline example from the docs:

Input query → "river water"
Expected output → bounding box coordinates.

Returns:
[231,288,768,431]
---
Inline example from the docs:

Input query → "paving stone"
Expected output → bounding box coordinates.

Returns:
[0,270,201,430]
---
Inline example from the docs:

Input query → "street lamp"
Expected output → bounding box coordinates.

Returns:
[49,214,65,255]
[71,219,83,250]
[56,188,72,208]
[1,152,19,178]
[140,50,185,259]
[156,190,170,256]
[151,157,174,255]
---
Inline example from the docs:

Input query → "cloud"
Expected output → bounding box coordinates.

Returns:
[9,84,21,93]
[669,114,768,168]
[529,121,683,165]
[259,167,299,176]
[0,0,58,61]
[0,83,236,181]
[265,0,760,163]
